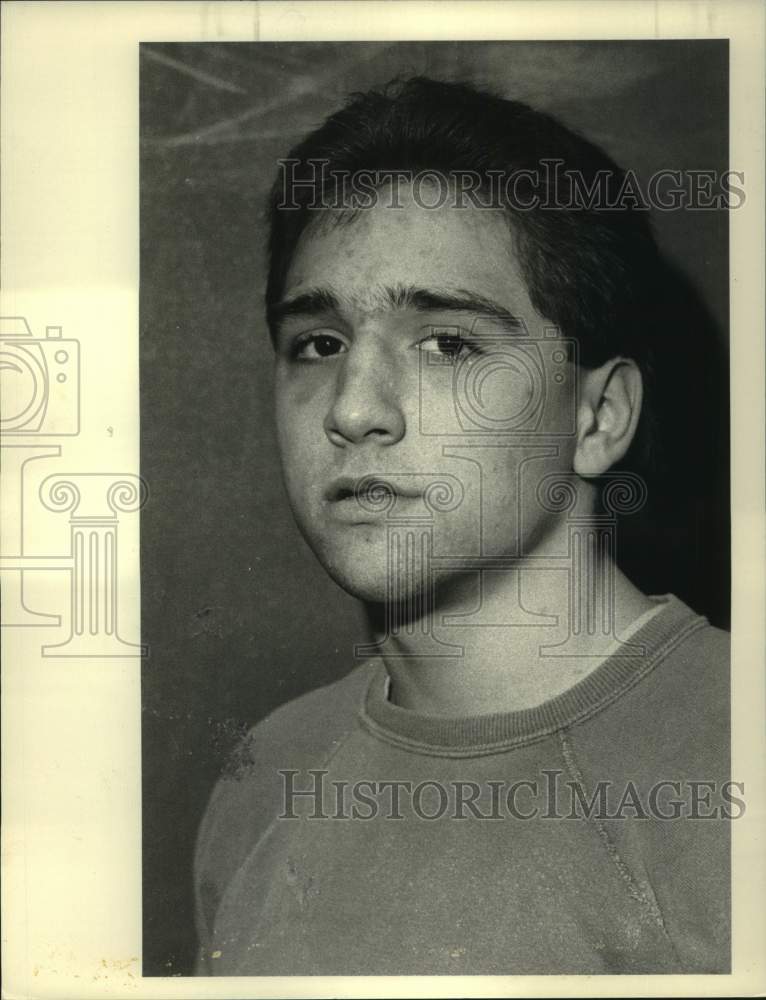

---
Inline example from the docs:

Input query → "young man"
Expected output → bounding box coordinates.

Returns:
[194,78,731,975]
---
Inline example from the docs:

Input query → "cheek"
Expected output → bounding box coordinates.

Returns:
[274,414,319,512]
[419,353,542,436]
[470,363,536,428]
[274,378,327,457]
[464,445,573,541]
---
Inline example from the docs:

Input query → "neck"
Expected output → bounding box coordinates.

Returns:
[364,554,655,717]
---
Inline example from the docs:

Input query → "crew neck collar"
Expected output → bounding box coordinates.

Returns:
[359,595,707,757]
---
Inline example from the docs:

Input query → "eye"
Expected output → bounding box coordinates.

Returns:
[292,332,348,361]
[417,329,475,364]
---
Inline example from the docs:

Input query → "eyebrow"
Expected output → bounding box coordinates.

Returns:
[269,284,525,331]
[269,288,341,328]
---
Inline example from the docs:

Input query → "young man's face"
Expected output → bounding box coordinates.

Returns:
[272,186,579,603]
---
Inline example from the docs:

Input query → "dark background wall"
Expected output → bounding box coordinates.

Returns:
[140,40,729,976]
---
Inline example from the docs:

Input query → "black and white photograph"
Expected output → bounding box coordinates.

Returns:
[2,3,765,997]
[141,39,733,977]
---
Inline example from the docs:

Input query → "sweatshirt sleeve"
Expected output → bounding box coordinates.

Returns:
[192,662,377,974]
[192,736,274,975]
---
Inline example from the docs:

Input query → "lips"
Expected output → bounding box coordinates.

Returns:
[324,476,422,504]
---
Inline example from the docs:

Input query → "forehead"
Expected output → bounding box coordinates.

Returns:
[283,188,543,324]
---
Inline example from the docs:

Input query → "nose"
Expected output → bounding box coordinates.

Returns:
[324,345,405,447]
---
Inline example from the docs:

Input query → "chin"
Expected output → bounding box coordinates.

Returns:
[321,555,405,605]
[296,514,480,608]
[326,570,391,605]
[311,539,433,607]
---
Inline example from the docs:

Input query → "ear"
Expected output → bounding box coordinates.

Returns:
[573,358,643,477]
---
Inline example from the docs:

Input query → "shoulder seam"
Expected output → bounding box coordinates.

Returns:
[557,728,681,961]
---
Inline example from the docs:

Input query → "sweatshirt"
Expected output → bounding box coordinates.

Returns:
[194,594,731,975]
